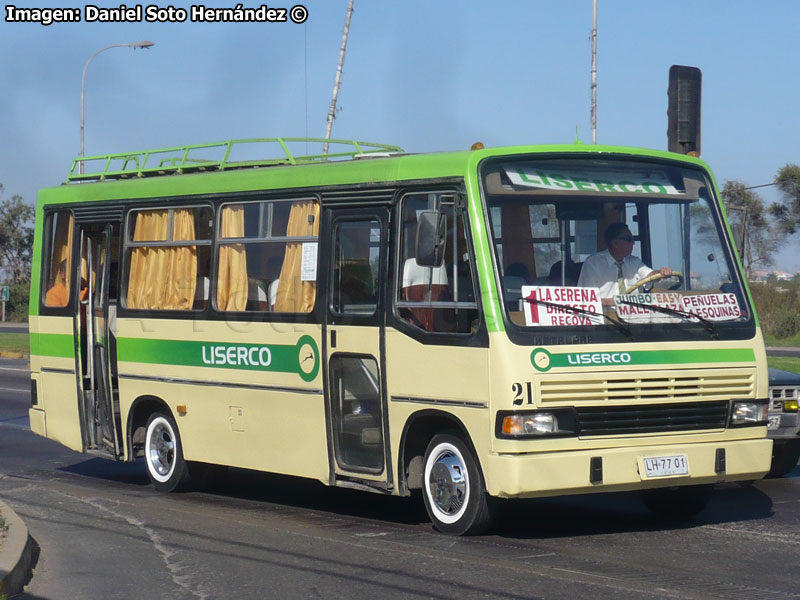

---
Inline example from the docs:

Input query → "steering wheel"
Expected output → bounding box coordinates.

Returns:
[620,271,683,295]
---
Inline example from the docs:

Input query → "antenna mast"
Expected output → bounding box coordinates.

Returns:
[591,0,598,144]
[323,0,355,155]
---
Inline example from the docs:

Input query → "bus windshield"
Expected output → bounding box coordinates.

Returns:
[482,156,752,340]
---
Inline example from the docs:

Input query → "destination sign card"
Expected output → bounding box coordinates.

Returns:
[615,292,742,323]
[521,286,603,327]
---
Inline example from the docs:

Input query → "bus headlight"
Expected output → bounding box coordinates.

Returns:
[496,409,576,438]
[730,400,769,426]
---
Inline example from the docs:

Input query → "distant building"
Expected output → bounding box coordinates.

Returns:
[748,269,796,283]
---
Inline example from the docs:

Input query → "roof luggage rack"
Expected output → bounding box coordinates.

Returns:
[67,137,404,183]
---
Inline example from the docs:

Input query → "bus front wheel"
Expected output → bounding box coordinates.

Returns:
[422,434,491,535]
[145,412,191,493]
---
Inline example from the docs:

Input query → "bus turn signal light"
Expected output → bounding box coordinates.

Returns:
[502,413,557,435]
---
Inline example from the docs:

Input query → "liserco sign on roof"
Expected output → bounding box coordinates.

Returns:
[505,167,684,195]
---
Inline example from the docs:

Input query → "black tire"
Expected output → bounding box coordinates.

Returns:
[640,484,714,520]
[422,434,491,535]
[767,440,800,478]
[144,412,192,492]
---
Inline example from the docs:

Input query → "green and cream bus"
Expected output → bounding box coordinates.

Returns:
[29,138,771,534]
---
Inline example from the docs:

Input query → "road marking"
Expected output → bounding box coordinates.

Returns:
[702,524,800,545]
[0,422,30,431]
[0,366,29,372]
[0,386,28,392]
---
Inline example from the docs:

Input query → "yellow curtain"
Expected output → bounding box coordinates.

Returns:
[127,210,169,309]
[127,210,197,310]
[274,200,319,313]
[165,209,197,310]
[217,206,248,311]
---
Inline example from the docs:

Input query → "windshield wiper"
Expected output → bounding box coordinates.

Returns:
[523,296,632,340]
[616,299,719,339]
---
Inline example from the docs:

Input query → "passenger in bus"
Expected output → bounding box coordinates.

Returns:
[548,260,582,286]
[577,223,672,303]
[45,260,70,307]
[401,258,449,331]
[45,260,88,307]
[266,256,283,310]
[247,277,270,311]
[505,262,531,284]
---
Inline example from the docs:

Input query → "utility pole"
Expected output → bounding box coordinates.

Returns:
[591,0,597,144]
[323,0,355,155]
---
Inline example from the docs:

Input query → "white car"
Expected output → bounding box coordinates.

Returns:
[767,368,800,477]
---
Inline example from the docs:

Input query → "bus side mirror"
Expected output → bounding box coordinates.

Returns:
[415,211,446,267]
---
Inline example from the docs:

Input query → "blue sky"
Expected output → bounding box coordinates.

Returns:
[2,0,799,268]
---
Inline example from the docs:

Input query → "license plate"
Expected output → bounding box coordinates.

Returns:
[642,454,689,478]
[768,415,781,430]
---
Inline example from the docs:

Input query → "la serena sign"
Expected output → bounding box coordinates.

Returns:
[522,286,603,327]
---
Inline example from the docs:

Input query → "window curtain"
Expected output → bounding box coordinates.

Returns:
[167,209,197,309]
[217,206,248,311]
[127,209,197,310]
[274,200,319,313]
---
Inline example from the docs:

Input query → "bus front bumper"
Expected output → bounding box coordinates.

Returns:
[485,438,772,499]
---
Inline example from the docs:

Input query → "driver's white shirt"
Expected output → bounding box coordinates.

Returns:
[577,249,653,298]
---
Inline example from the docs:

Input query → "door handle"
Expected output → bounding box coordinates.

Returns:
[330,329,337,348]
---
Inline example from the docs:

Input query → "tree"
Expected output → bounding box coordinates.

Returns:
[771,163,800,234]
[720,180,784,280]
[0,183,34,284]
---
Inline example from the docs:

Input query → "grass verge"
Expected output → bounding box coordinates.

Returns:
[764,333,800,348]
[767,356,800,374]
[0,333,29,357]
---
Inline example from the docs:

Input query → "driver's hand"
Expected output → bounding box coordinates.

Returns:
[659,267,673,277]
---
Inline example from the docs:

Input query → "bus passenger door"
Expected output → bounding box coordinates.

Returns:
[77,224,121,457]
[323,207,392,490]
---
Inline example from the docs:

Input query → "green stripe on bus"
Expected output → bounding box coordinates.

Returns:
[30,333,74,358]
[531,347,756,372]
[116,334,320,382]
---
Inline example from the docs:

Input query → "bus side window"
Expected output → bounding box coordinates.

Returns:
[42,210,75,308]
[396,192,478,334]
[125,206,212,311]
[332,220,380,315]
[217,199,318,313]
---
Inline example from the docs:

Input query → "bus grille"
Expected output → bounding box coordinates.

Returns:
[576,400,729,436]
[538,370,754,404]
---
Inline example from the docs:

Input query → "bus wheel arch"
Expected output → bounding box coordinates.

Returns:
[398,411,491,534]
[128,395,172,460]
[128,396,192,492]
[398,410,474,494]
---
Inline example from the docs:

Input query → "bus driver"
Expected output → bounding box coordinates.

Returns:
[577,223,672,304]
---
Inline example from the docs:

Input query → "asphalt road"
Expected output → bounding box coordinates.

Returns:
[2,359,800,600]
[0,323,28,334]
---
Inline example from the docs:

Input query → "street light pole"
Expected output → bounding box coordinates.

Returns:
[80,41,154,174]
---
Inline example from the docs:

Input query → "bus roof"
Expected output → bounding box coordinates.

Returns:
[38,138,711,207]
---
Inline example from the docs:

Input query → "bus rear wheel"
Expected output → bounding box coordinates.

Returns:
[422,434,491,535]
[145,412,191,493]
